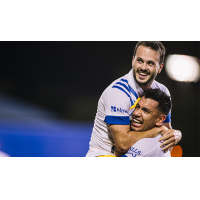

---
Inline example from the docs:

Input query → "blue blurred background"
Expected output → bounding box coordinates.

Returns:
[0,41,199,157]
[0,92,93,156]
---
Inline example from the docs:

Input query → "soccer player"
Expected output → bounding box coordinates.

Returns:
[114,88,172,157]
[86,41,182,157]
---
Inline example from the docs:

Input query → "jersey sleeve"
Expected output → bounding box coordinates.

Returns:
[164,112,171,123]
[103,86,132,125]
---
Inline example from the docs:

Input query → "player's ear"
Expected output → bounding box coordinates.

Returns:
[158,63,164,74]
[156,114,166,126]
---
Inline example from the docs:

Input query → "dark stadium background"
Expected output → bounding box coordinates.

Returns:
[0,41,199,157]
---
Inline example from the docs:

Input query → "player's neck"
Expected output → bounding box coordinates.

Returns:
[139,83,151,91]
[139,80,154,91]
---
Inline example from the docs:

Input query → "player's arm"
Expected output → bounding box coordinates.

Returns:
[158,88,182,151]
[159,122,182,151]
[109,124,167,154]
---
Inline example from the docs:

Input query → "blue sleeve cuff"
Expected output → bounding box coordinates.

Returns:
[164,113,171,123]
[104,116,130,125]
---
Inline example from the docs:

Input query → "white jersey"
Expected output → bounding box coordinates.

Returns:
[86,69,171,157]
[122,135,171,157]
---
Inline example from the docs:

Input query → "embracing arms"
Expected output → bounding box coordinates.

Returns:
[109,123,182,154]
[109,124,168,154]
[159,122,182,152]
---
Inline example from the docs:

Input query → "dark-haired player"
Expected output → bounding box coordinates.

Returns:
[114,88,172,157]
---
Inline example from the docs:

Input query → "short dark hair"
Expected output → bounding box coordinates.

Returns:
[141,88,172,116]
[133,41,166,65]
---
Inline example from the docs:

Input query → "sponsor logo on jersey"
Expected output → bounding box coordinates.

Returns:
[126,147,142,157]
[111,106,128,114]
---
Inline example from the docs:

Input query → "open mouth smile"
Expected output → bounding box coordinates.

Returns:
[138,71,149,77]
[139,72,148,76]
[132,118,142,127]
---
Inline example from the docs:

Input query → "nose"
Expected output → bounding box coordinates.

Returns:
[133,108,141,117]
[140,63,148,71]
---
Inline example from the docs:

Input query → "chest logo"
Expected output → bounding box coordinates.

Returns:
[111,106,128,114]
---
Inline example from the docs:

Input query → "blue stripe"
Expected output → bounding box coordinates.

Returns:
[164,113,171,123]
[115,82,130,94]
[121,79,138,99]
[129,87,138,99]
[120,155,127,157]
[104,116,130,125]
[121,78,129,84]
[112,85,134,105]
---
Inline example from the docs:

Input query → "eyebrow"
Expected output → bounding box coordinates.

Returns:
[142,107,151,113]
[147,60,155,64]
[137,102,150,111]
[137,57,156,64]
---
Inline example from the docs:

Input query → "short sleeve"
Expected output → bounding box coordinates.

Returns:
[103,86,132,125]
[164,112,171,123]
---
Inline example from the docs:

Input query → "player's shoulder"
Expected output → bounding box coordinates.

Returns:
[152,80,170,96]
[99,73,132,107]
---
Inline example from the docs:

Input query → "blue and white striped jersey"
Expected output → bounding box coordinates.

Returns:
[86,69,171,157]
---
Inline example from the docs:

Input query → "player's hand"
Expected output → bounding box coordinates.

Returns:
[152,125,168,138]
[158,129,182,152]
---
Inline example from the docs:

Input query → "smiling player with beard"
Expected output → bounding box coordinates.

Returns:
[86,41,182,157]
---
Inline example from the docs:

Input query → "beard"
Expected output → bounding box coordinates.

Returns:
[134,69,157,87]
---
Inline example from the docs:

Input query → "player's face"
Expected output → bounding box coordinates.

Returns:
[132,45,163,89]
[130,97,161,132]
